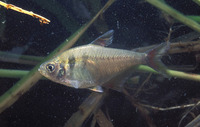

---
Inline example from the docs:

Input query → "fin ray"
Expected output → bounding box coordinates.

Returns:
[90,30,114,47]
[146,42,170,76]
[89,86,103,92]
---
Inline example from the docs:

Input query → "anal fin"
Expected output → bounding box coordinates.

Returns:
[88,86,103,92]
[103,69,134,92]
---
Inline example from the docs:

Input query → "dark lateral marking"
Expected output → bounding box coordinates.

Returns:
[57,63,65,79]
[68,56,76,70]
[81,54,88,68]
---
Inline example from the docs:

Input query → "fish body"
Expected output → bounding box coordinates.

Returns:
[39,30,169,92]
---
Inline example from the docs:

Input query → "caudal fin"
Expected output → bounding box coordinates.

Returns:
[146,42,170,75]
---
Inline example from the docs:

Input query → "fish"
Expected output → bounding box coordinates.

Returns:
[38,30,169,92]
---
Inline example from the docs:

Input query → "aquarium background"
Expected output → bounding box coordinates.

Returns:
[0,0,200,127]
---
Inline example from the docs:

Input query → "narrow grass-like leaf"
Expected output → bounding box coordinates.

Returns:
[134,65,200,82]
[2,64,200,83]
[0,51,43,65]
[187,15,200,23]
[0,0,115,113]
[193,0,200,6]
[146,0,200,33]
[0,69,29,78]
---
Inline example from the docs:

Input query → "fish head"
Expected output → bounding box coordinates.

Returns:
[38,57,82,89]
[38,57,68,84]
[38,56,96,89]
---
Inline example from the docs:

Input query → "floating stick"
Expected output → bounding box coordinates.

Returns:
[0,1,50,24]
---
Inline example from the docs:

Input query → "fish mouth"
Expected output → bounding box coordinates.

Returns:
[38,64,45,74]
[38,64,42,72]
[38,67,41,72]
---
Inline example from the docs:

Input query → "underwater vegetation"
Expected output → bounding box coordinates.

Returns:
[1,0,200,127]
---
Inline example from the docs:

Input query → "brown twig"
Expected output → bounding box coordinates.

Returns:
[94,109,114,127]
[123,88,156,127]
[64,92,106,127]
[0,1,50,24]
[141,101,200,111]
[134,73,152,96]
[132,40,200,54]
[185,114,200,127]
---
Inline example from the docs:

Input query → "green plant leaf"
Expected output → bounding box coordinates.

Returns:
[146,0,200,33]
[0,0,115,113]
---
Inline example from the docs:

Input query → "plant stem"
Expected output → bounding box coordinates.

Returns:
[0,0,115,113]
[0,51,43,65]
[134,65,200,82]
[64,92,106,127]
[187,16,200,23]
[193,0,200,6]
[2,39,200,65]
[146,0,200,33]
[0,69,28,78]
[0,69,46,79]
[1,64,200,83]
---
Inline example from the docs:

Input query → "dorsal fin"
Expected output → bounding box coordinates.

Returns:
[90,30,114,47]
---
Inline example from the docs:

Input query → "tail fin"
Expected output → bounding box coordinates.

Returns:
[146,42,170,75]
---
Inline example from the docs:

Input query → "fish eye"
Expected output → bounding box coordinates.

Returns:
[46,64,55,73]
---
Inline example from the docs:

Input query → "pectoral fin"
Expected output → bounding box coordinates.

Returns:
[88,86,103,92]
[65,79,80,89]
[90,30,114,47]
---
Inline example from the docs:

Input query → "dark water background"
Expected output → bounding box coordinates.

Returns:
[0,0,200,127]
